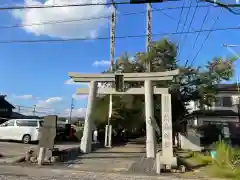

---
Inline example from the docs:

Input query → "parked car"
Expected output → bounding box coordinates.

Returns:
[0,119,43,144]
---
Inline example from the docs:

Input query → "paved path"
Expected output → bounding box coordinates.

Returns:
[0,164,194,180]
[65,143,146,172]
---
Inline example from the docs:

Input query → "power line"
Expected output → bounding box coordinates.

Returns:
[0,25,239,44]
[180,0,193,35]
[185,4,211,66]
[180,0,199,64]
[0,4,219,30]
[152,6,198,32]
[0,1,131,11]
[0,1,207,11]
[177,0,193,57]
[0,0,236,11]
[0,10,142,29]
[176,0,186,32]
[189,8,223,67]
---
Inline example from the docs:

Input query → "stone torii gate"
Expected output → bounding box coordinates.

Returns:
[68,69,179,166]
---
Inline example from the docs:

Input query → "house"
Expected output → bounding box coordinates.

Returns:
[0,95,15,123]
[183,84,240,147]
[186,84,240,126]
[0,95,40,124]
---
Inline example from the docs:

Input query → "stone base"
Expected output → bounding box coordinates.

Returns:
[160,156,177,168]
[156,152,177,174]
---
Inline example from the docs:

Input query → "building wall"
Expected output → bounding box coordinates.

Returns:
[187,92,240,113]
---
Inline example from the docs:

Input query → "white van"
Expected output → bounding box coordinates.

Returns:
[0,119,43,144]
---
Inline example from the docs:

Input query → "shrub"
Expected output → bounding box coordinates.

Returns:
[213,140,240,172]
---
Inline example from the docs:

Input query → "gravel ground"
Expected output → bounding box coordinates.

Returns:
[0,165,193,180]
[0,174,189,180]
[0,175,187,180]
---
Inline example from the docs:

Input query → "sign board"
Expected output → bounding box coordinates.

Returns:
[38,115,57,149]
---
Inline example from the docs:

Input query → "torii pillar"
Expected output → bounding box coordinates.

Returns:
[80,81,98,153]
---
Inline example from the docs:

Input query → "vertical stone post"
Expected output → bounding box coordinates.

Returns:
[80,81,98,153]
[161,94,176,166]
[37,147,46,165]
[105,125,109,147]
[108,125,112,148]
[144,80,156,158]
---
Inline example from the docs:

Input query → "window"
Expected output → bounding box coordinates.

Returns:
[39,120,43,127]
[0,108,7,112]
[222,97,232,107]
[215,97,222,106]
[16,120,38,127]
[4,120,15,126]
[214,96,232,107]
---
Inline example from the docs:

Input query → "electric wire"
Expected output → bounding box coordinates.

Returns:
[179,0,199,65]
[0,4,219,30]
[189,8,223,67]
[185,5,211,66]
[177,0,194,57]
[0,25,239,44]
[176,0,186,32]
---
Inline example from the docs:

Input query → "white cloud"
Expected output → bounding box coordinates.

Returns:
[61,107,86,117]
[12,94,33,100]
[11,0,111,39]
[64,79,88,86]
[72,94,88,100]
[92,60,110,66]
[36,96,63,108]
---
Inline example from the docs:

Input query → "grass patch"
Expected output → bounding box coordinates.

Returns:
[182,151,212,168]
[178,141,240,179]
[206,165,240,180]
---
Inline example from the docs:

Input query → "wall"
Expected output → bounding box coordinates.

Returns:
[187,92,240,113]
[179,130,202,151]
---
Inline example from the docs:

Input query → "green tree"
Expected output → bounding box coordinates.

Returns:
[92,38,236,139]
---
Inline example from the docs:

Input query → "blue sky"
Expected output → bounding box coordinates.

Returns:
[0,0,239,117]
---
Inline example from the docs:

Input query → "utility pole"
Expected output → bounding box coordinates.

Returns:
[33,105,36,116]
[69,97,74,124]
[237,76,240,122]
[105,0,116,148]
[144,2,156,158]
